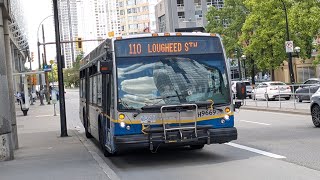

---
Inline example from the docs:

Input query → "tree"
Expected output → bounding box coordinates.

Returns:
[63,52,83,88]
[206,0,257,83]
[48,64,58,83]
[241,0,320,81]
[206,0,248,57]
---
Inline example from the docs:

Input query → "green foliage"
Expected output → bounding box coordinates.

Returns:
[48,64,58,83]
[206,0,320,71]
[63,52,83,88]
[206,0,248,57]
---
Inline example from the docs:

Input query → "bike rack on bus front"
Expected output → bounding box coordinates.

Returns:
[160,104,198,142]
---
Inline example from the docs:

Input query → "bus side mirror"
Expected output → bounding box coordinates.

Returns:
[236,82,247,100]
[100,61,112,74]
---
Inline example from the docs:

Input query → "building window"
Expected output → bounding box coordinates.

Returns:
[195,10,202,17]
[178,12,185,18]
[177,0,184,6]
[194,0,201,5]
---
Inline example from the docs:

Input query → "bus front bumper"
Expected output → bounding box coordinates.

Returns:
[114,127,237,149]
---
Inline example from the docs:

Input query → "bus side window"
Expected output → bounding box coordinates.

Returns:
[83,78,86,98]
[89,77,93,103]
[93,75,97,105]
[97,74,102,106]
[110,75,114,108]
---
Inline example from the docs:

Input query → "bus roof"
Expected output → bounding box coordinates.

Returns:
[113,32,221,40]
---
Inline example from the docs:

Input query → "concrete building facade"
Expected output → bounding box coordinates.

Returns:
[155,0,224,32]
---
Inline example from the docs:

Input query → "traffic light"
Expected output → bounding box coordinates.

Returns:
[76,37,83,50]
[31,74,37,85]
[108,31,114,38]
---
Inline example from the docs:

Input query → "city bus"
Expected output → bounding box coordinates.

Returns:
[79,32,245,156]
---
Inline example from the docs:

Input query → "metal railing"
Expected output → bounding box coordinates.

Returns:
[234,84,319,110]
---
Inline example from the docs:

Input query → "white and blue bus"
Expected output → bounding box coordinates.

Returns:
[79,32,244,156]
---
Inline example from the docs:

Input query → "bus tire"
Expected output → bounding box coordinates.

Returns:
[98,118,113,157]
[190,144,205,150]
[84,110,93,138]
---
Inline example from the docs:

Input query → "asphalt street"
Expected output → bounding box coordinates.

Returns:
[65,89,320,180]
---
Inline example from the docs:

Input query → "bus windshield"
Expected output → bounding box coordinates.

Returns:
[116,54,230,110]
[115,36,230,111]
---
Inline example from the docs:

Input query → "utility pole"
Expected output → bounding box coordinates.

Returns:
[236,49,242,80]
[37,43,44,105]
[42,25,51,104]
[4,19,19,150]
[280,0,295,84]
[53,0,68,137]
[0,7,14,161]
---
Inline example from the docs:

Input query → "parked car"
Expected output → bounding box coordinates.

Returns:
[295,78,320,102]
[231,80,253,99]
[310,88,320,127]
[252,81,291,100]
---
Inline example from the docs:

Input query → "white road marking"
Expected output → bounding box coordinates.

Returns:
[35,114,60,118]
[240,120,271,126]
[226,142,286,159]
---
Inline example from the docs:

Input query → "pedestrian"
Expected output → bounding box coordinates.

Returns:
[15,92,21,104]
[32,91,37,102]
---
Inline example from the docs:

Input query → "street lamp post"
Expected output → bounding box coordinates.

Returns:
[37,15,53,105]
[280,0,295,84]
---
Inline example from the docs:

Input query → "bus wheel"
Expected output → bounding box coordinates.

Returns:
[84,111,93,138]
[99,120,113,157]
[190,144,205,150]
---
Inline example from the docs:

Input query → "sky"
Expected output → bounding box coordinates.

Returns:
[22,0,57,70]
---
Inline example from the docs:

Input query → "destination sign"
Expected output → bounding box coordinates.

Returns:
[115,36,223,57]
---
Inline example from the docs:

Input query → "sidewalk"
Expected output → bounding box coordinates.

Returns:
[241,105,310,115]
[0,102,110,180]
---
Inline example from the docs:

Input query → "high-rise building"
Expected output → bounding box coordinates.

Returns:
[58,0,80,68]
[106,0,121,37]
[155,0,224,32]
[118,0,159,35]
[77,0,120,54]
[77,0,160,55]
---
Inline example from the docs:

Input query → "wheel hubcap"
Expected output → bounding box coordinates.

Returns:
[312,106,320,126]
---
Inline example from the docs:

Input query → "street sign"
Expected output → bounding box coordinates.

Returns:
[43,65,52,72]
[285,41,294,53]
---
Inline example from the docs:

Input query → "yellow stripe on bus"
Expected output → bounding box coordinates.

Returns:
[102,112,234,124]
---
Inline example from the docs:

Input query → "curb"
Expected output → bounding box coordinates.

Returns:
[241,106,310,116]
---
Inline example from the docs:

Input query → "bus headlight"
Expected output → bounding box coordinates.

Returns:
[221,119,226,124]
[224,115,230,120]
[126,125,131,131]
[120,121,126,128]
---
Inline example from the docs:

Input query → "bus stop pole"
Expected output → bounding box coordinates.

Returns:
[53,0,68,137]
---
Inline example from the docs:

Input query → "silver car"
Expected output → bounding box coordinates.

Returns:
[310,88,320,127]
